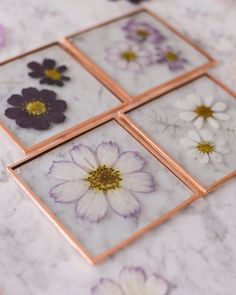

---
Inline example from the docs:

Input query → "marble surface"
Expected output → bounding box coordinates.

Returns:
[70,10,208,97]
[0,0,236,294]
[0,45,120,148]
[128,75,236,187]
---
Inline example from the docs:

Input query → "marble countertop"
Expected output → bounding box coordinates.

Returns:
[0,0,236,294]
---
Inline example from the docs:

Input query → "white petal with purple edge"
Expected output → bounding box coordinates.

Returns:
[92,279,125,295]
[96,141,120,167]
[70,145,97,171]
[145,275,170,295]
[122,171,155,193]
[119,266,146,295]
[50,180,89,203]
[48,161,86,180]
[115,151,145,174]
[76,189,108,222]
[108,188,140,218]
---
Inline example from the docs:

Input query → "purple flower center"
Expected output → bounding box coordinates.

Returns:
[25,100,47,117]
[165,51,178,62]
[121,50,137,62]
[86,165,122,192]
[194,105,213,119]
[136,28,150,39]
[196,141,215,154]
[44,68,62,80]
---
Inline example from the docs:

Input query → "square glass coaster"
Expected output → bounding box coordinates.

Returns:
[0,44,121,153]
[65,9,215,100]
[127,74,236,191]
[9,120,197,264]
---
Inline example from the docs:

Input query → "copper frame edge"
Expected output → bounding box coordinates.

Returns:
[62,7,216,103]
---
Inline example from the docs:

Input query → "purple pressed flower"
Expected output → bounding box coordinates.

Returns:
[109,0,148,5]
[91,265,171,295]
[5,87,67,130]
[0,24,5,47]
[27,59,70,87]
[123,20,166,44]
[48,141,156,223]
[106,41,153,72]
[156,46,188,71]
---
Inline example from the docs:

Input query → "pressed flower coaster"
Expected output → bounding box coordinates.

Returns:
[63,8,216,101]
[0,43,122,154]
[125,74,236,192]
[8,120,199,264]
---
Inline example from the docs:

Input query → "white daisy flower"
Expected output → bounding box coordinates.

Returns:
[180,129,229,165]
[177,94,230,129]
[91,266,171,295]
[49,141,155,223]
[105,41,153,72]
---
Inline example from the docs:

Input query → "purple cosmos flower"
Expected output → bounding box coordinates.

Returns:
[48,142,156,223]
[156,46,188,71]
[123,20,166,44]
[91,266,171,295]
[27,59,70,87]
[5,87,67,130]
[106,41,153,72]
[0,24,5,48]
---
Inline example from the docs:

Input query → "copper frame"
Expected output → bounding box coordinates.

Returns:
[7,72,236,264]
[8,116,203,265]
[0,42,126,155]
[61,8,216,103]
[119,72,236,194]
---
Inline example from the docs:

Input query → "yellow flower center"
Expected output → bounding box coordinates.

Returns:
[194,105,213,119]
[136,28,150,39]
[196,141,215,154]
[165,51,178,62]
[44,68,62,80]
[121,50,137,62]
[25,100,47,117]
[86,165,122,192]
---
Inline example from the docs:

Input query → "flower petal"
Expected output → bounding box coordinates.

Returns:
[199,129,213,141]
[194,116,204,129]
[15,114,36,129]
[5,108,24,119]
[7,94,26,106]
[179,111,197,121]
[22,87,40,99]
[40,89,57,101]
[43,59,55,69]
[213,112,230,121]
[180,138,196,147]
[108,188,141,218]
[115,151,146,174]
[122,172,155,193]
[207,117,219,129]
[96,141,120,167]
[187,149,198,159]
[187,94,201,107]
[32,117,50,130]
[46,112,66,123]
[216,144,229,154]
[48,161,86,180]
[204,96,214,107]
[176,99,193,110]
[115,60,128,70]
[92,279,125,295]
[210,152,223,163]
[145,274,170,295]
[119,266,146,295]
[70,144,98,171]
[50,180,89,203]
[197,153,209,164]
[188,130,201,142]
[212,102,226,111]
[75,189,108,222]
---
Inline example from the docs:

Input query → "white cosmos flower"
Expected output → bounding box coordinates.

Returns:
[91,266,170,295]
[48,141,155,223]
[177,94,230,129]
[105,41,153,72]
[180,129,229,165]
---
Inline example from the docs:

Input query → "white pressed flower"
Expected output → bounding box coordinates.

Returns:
[177,94,230,129]
[105,41,153,72]
[49,142,155,222]
[180,129,229,165]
